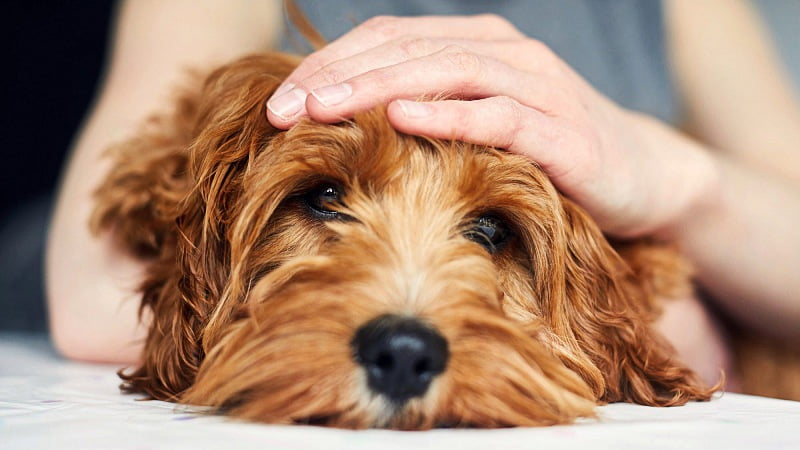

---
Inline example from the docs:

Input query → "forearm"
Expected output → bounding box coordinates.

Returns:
[678,158,800,338]
[47,94,154,363]
[46,0,282,362]
[636,114,800,338]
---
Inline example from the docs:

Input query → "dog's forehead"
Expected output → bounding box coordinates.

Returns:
[276,110,553,209]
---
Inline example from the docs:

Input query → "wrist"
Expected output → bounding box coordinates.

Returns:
[625,112,722,240]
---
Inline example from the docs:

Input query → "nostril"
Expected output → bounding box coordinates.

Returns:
[352,315,449,404]
[375,352,394,371]
[414,358,430,376]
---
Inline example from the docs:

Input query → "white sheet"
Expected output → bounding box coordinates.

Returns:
[1,333,798,450]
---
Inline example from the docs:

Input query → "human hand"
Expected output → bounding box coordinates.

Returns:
[266,15,716,237]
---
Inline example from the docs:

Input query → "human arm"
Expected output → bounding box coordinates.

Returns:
[265,2,800,339]
[46,0,282,363]
[663,0,800,338]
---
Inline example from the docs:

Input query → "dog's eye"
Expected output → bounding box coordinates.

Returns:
[304,183,344,220]
[464,215,509,253]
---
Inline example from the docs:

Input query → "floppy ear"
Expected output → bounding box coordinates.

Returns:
[168,53,302,361]
[551,198,714,406]
[93,53,299,400]
[91,80,199,258]
[90,77,201,399]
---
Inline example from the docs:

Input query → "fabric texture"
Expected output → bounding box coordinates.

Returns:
[284,0,680,124]
[3,333,800,449]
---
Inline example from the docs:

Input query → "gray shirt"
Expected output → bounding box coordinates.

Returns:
[284,0,679,124]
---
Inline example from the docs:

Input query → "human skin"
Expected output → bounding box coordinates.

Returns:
[48,0,799,372]
[46,0,282,363]
[266,0,800,341]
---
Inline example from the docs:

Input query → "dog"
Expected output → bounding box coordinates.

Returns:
[91,52,717,429]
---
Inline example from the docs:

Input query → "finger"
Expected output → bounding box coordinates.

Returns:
[267,39,537,128]
[294,38,563,98]
[267,15,524,128]
[299,47,572,125]
[283,15,524,89]
[385,97,581,180]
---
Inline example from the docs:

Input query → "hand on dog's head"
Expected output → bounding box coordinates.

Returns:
[92,53,713,429]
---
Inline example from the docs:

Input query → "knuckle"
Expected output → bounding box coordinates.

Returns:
[521,38,547,55]
[361,15,401,39]
[521,38,564,74]
[523,38,556,61]
[364,68,391,94]
[449,107,478,142]
[299,52,328,76]
[477,13,517,34]
[443,46,485,79]
[397,36,434,58]
[495,95,522,114]
[312,64,348,87]
[495,96,525,144]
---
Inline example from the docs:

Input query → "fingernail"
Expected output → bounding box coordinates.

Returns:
[396,99,433,118]
[267,87,307,119]
[311,83,353,107]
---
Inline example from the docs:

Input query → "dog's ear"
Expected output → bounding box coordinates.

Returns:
[95,54,298,400]
[90,76,202,399]
[176,54,301,346]
[550,198,713,406]
[93,53,298,257]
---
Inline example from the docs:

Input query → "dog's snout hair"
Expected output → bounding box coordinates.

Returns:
[91,53,714,429]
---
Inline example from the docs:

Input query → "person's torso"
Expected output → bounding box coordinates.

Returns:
[284,0,679,124]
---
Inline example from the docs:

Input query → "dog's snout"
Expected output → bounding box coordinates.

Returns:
[352,315,449,404]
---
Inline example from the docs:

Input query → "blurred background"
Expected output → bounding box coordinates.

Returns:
[0,1,798,332]
[2,3,114,331]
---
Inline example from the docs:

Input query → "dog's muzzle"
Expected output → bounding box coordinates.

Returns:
[352,314,449,404]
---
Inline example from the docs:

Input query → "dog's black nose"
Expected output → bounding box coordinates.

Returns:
[352,315,449,404]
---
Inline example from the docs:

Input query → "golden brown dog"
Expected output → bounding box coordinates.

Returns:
[91,53,717,429]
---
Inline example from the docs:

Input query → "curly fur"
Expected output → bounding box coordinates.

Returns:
[92,53,716,429]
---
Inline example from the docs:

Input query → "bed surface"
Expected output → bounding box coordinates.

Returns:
[2,332,798,450]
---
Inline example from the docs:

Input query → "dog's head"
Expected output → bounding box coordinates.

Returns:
[93,54,712,429]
